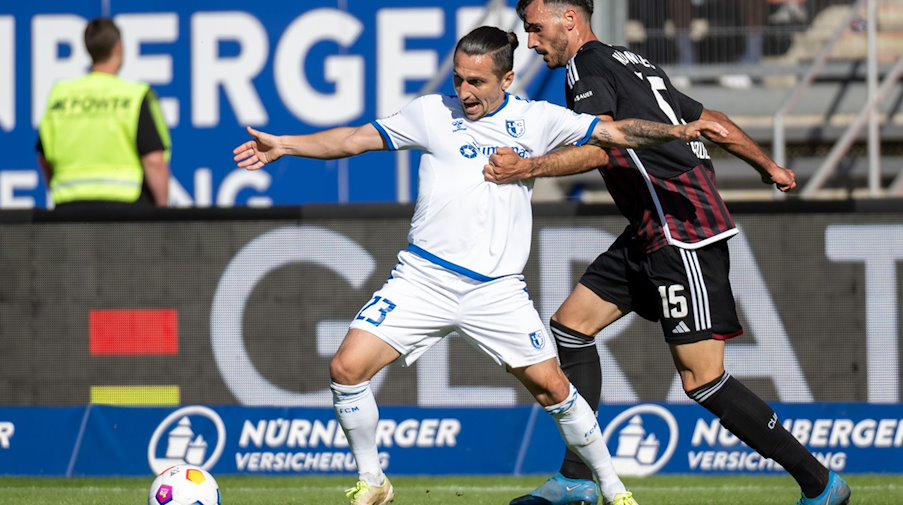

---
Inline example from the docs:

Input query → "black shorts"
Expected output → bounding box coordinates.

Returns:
[578,233,743,345]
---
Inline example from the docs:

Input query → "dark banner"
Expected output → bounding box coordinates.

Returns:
[1,207,901,406]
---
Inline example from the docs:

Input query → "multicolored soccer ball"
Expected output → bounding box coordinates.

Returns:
[148,464,221,505]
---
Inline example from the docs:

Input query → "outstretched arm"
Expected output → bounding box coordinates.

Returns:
[484,117,728,184]
[700,109,796,192]
[589,117,728,149]
[233,124,387,170]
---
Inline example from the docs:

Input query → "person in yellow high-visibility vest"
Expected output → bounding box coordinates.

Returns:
[37,17,171,209]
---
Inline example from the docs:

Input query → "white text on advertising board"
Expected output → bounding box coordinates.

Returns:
[235,417,461,473]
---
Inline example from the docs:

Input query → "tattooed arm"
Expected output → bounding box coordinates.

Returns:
[589,118,727,149]
[484,118,728,184]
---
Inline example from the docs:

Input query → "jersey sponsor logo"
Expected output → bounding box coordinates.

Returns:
[689,140,711,160]
[574,90,594,102]
[451,119,467,133]
[602,404,679,477]
[459,143,531,160]
[459,144,478,159]
[505,119,525,138]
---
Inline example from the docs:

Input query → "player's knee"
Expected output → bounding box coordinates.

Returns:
[541,376,574,407]
[550,314,586,334]
[680,368,726,394]
[329,356,359,385]
[549,317,596,345]
[523,371,572,407]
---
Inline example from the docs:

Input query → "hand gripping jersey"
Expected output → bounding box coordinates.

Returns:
[566,41,737,253]
[372,93,598,279]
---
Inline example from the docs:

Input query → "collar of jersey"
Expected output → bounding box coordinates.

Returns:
[87,71,118,80]
[482,93,510,119]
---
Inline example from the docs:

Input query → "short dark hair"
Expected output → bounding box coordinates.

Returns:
[84,18,121,64]
[455,26,519,76]
[516,0,594,20]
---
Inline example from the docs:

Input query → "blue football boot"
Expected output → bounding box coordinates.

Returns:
[797,472,851,505]
[510,473,598,505]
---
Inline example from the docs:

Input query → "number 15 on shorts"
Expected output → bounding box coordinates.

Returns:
[658,284,688,319]
[355,296,397,327]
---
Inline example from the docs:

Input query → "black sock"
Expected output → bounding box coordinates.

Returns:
[551,319,599,482]
[689,372,829,498]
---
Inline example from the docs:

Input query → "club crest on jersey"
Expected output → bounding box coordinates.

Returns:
[506,119,525,138]
[529,330,545,349]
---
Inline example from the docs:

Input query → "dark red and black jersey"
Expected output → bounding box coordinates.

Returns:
[566,41,737,253]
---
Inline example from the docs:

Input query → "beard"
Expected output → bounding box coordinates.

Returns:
[548,32,570,68]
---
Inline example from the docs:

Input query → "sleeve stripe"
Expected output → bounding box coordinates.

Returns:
[369,120,397,151]
[576,117,599,146]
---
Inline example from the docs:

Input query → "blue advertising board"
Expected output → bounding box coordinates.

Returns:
[0,0,564,209]
[527,403,903,476]
[2,404,902,477]
[0,407,85,475]
[79,406,530,477]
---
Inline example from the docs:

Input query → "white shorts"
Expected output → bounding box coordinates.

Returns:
[348,250,555,368]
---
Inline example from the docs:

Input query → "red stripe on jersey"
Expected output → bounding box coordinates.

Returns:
[661,173,701,243]
[697,165,736,232]
[679,169,713,242]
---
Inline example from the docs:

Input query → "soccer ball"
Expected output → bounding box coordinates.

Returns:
[148,464,221,505]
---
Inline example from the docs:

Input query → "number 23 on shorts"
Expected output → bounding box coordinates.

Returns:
[355,296,397,327]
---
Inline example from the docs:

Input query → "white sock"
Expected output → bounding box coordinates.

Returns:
[545,384,627,502]
[331,381,384,484]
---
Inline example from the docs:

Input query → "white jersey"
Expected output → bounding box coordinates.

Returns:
[372,93,598,279]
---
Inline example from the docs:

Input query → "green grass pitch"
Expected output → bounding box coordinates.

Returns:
[1,474,900,504]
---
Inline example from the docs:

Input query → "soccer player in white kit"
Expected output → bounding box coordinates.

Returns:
[233,26,727,505]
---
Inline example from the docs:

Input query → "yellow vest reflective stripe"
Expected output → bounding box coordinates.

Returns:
[39,73,170,204]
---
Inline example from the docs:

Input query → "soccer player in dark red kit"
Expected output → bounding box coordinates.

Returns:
[482,2,851,505]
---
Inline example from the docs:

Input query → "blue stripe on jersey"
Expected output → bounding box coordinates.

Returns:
[576,117,600,146]
[407,243,497,283]
[484,93,510,118]
[369,120,396,151]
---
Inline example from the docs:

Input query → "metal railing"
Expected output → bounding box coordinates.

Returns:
[772,0,866,169]
[800,50,903,197]
[773,0,903,199]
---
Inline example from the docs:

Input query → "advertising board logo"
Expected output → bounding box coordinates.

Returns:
[148,406,227,474]
[601,404,679,477]
[0,421,13,449]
